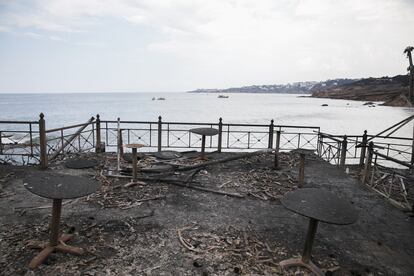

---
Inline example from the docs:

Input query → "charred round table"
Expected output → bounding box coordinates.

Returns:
[125,143,145,181]
[189,128,219,159]
[23,173,101,269]
[279,188,358,275]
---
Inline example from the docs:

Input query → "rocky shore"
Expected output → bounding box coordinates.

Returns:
[311,75,412,107]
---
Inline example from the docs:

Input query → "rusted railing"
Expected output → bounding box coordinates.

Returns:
[361,142,413,210]
[0,120,40,165]
[1,114,413,171]
[99,117,320,153]
[318,131,414,168]
[45,117,96,162]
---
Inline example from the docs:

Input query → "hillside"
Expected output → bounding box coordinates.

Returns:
[189,75,411,107]
[311,75,411,106]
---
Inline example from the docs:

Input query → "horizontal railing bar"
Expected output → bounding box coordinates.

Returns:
[102,120,156,124]
[224,123,267,127]
[0,121,38,124]
[322,133,412,141]
[102,120,321,130]
[275,125,320,129]
[0,130,39,134]
[281,131,318,135]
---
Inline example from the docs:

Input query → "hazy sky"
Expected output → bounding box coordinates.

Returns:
[0,0,413,93]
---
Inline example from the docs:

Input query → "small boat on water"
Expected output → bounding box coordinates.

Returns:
[157,97,166,100]
[218,95,229,98]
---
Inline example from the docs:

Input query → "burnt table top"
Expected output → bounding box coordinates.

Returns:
[293,149,315,155]
[65,159,98,169]
[189,128,219,136]
[125,143,145,149]
[281,188,358,225]
[24,172,101,200]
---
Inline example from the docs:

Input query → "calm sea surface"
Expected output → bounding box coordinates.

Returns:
[0,93,413,137]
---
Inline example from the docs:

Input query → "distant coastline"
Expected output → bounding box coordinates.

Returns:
[189,75,411,107]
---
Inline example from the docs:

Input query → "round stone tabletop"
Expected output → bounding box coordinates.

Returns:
[24,172,101,200]
[189,128,219,136]
[65,159,98,169]
[125,143,145,149]
[281,188,358,225]
[294,149,316,155]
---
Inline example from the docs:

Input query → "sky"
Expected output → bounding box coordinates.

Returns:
[0,0,413,93]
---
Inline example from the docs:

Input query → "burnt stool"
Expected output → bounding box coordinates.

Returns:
[279,188,358,275]
[294,149,315,187]
[125,143,145,181]
[23,172,101,269]
[189,128,219,160]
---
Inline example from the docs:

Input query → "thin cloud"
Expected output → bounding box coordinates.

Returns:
[0,0,413,92]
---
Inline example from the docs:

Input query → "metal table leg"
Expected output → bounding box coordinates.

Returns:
[132,147,138,181]
[279,218,324,276]
[298,153,305,187]
[200,135,206,159]
[28,199,84,269]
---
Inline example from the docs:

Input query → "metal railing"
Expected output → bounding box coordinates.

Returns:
[100,117,320,153]
[361,142,413,210]
[1,114,413,171]
[0,120,40,165]
[45,117,96,161]
[318,131,414,168]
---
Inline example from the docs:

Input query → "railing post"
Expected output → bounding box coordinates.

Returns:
[340,135,347,168]
[268,119,274,149]
[298,153,305,187]
[275,130,281,152]
[361,142,374,184]
[0,131,2,155]
[95,114,101,153]
[39,113,47,169]
[318,133,323,157]
[274,130,281,169]
[218,117,223,153]
[411,122,414,168]
[359,130,368,168]
[317,133,322,157]
[158,116,162,152]
[117,118,122,171]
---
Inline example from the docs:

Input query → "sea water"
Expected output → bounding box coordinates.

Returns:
[0,93,413,137]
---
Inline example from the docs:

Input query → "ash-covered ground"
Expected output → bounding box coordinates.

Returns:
[0,150,413,275]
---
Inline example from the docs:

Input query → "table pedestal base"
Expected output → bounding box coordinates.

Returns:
[279,218,324,275]
[27,234,84,269]
[279,257,324,276]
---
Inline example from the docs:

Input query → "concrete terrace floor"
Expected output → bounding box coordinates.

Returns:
[0,152,413,275]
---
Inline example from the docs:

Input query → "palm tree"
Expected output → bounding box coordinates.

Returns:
[404,46,414,103]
